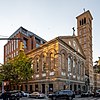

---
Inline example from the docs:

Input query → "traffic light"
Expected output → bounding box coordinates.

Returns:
[20,41,24,51]
[98,60,100,66]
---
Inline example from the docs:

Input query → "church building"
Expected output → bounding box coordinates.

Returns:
[4,10,94,94]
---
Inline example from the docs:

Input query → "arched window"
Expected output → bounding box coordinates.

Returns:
[81,62,84,76]
[42,54,46,71]
[36,58,39,72]
[50,53,54,69]
[79,63,81,75]
[62,53,65,69]
[82,19,84,25]
[31,60,34,69]
[80,20,82,26]
[78,61,81,75]
[68,56,72,72]
[73,59,76,74]
[84,17,86,24]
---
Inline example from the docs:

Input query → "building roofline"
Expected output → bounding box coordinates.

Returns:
[76,10,93,20]
[27,36,86,60]
[9,26,47,42]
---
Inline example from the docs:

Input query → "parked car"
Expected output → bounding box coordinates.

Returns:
[1,90,22,100]
[48,90,75,100]
[20,91,30,97]
[81,91,94,97]
[29,92,48,99]
[94,89,100,97]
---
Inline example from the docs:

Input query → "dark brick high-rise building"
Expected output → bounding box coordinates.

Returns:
[4,27,46,63]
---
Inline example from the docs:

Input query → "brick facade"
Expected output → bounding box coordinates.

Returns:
[76,10,94,90]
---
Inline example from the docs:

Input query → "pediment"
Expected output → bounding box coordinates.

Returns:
[58,36,85,58]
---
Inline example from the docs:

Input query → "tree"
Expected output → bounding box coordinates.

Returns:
[12,51,33,83]
[94,58,100,73]
[0,62,14,90]
[0,51,34,88]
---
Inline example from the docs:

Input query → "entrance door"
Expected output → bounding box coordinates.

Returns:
[35,84,38,92]
[30,85,33,93]
[49,84,53,92]
[42,84,45,93]
[25,85,28,91]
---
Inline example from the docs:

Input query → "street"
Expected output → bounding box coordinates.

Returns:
[73,97,100,100]
[20,97,100,100]
[1,97,100,100]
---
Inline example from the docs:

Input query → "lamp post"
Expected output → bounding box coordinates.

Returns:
[45,63,49,95]
[68,72,72,90]
[85,75,90,92]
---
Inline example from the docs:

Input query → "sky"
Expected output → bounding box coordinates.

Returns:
[0,0,100,64]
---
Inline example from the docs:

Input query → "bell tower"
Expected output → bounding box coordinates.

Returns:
[76,10,93,91]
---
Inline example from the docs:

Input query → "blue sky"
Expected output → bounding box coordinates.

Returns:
[0,0,100,64]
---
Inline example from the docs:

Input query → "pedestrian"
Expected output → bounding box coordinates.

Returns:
[2,91,8,100]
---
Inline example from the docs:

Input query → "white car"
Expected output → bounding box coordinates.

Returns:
[29,92,48,99]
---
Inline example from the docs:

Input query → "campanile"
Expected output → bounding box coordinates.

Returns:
[76,10,94,90]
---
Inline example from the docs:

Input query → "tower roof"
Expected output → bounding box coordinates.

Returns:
[76,10,93,20]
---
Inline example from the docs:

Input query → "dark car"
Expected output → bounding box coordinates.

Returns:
[48,90,75,100]
[81,91,94,97]
[2,90,21,100]
[94,89,100,97]
[20,91,30,97]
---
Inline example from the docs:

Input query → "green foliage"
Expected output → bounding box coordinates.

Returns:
[0,51,34,85]
[96,65,100,73]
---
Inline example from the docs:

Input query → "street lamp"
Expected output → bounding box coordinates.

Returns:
[68,72,72,90]
[85,75,90,92]
[45,64,49,95]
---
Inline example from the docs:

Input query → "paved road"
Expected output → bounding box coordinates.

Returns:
[1,97,100,100]
[20,97,100,100]
[74,97,100,100]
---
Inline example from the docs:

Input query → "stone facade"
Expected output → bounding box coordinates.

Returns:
[24,36,86,94]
